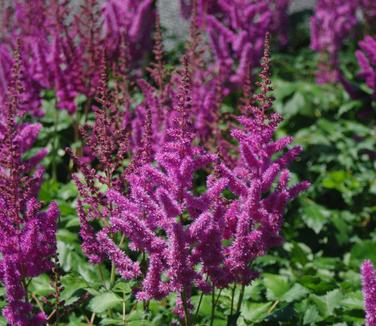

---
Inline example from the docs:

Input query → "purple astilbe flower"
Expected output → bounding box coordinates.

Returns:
[360,0,376,29]
[361,260,376,326]
[100,58,229,320]
[103,0,155,65]
[0,0,156,115]
[219,34,309,284]
[310,0,359,84]
[106,36,308,320]
[0,47,59,326]
[73,32,308,323]
[206,0,272,85]
[270,0,290,47]
[69,56,133,264]
[356,36,376,97]
[181,0,290,86]
[132,9,226,160]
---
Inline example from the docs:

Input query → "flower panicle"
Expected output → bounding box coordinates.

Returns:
[361,260,376,326]
[0,47,59,326]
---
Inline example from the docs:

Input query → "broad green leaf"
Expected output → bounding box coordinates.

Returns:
[242,302,273,322]
[281,284,309,303]
[88,292,122,313]
[301,200,330,234]
[341,291,364,310]
[303,305,321,324]
[263,274,289,301]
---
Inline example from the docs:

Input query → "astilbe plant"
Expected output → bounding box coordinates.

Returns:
[356,36,376,98]
[361,260,376,326]
[310,0,376,87]
[310,0,358,84]
[218,34,310,285]
[131,10,226,153]
[205,0,273,85]
[0,0,156,115]
[71,33,309,325]
[103,0,156,64]
[0,48,59,325]
[180,0,290,86]
[360,0,376,33]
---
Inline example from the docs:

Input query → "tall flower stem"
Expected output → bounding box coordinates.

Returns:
[236,285,245,315]
[193,291,204,322]
[181,289,191,326]
[228,284,245,326]
[210,285,216,326]
[230,284,236,316]
[52,108,60,180]
[110,262,116,287]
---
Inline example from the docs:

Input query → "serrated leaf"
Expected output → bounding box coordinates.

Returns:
[310,289,343,318]
[89,292,122,313]
[242,302,273,322]
[351,240,376,267]
[303,305,321,324]
[324,289,343,315]
[263,274,289,300]
[301,200,330,234]
[281,284,309,303]
[341,291,364,310]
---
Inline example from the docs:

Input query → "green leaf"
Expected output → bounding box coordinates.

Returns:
[242,302,273,322]
[301,200,330,234]
[341,291,364,310]
[310,289,343,318]
[351,240,376,267]
[281,284,309,303]
[88,292,122,313]
[283,92,306,118]
[324,289,343,315]
[263,274,289,300]
[29,274,54,296]
[303,305,321,324]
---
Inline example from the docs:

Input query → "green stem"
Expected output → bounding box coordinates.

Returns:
[214,289,222,309]
[230,284,236,316]
[123,289,126,325]
[181,289,191,326]
[193,291,204,323]
[236,285,245,315]
[22,278,29,304]
[52,108,59,180]
[210,285,216,326]
[98,264,106,289]
[110,262,116,287]
[228,284,245,326]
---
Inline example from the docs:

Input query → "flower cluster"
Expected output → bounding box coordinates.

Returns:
[72,34,309,322]
[356,36,376,97]
[310,0,376,85]
[180,0,291,86]
[0,47,59,325]
[310,0,358,84]
[361,260,376,326]
[0,0,155,115]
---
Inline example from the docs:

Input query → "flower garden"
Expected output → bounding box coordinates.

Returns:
[0,0,375,325]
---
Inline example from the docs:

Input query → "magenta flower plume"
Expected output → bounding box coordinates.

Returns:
[310,0,358,84]
[362,260,376,326]
[72,33,309,323]
[103,0,155,65]
[0,0,156,115]
[219,34,309,284]
[0,47,59,326]
[356,36,376,97]
[181,0,291,86]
